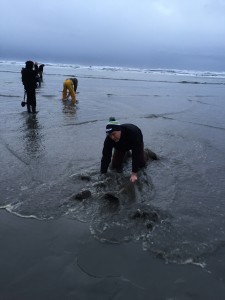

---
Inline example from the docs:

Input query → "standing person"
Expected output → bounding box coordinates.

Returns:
[62,77,78,104]
[21,61,37,113]
[34,62,39,73]
[38,64,45,82]
[100,118,157,183]
[34,62,41,87]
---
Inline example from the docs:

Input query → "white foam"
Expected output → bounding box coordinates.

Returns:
[1,60,225,79]
[0,204,52,221]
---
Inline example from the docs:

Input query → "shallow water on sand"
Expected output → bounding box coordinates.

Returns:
[1,62,225,269]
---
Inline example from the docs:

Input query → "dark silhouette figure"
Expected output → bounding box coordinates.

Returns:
[21,61,37,113]
[34,62,41,87]
[38,64,45,82]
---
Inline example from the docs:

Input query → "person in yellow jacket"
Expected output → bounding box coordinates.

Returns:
[62,77,78,104]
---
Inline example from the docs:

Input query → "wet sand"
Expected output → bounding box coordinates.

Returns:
[1,62,225,299]
[1,210,225,300]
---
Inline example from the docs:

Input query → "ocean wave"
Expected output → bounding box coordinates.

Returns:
[1,60,225,79]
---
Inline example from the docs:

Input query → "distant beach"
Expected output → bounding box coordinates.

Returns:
[1,61,225,299]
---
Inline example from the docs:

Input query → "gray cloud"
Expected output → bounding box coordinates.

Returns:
[0,0,225,70]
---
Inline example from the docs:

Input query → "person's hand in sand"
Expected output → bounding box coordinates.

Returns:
[130,172,138,183]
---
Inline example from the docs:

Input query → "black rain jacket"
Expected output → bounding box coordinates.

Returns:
[22,68,37,91]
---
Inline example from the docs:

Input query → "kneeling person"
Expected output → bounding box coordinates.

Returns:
[100,118,157,183]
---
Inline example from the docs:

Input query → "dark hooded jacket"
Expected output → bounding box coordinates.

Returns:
[21,61,37,91]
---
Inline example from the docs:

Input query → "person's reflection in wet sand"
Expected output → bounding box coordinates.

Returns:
[23,114,44,158]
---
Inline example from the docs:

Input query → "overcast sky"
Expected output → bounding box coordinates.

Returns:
[0,0,225,71]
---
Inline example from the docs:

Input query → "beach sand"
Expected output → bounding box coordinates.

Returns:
[1,62,225,299]
[1,210,225,300]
